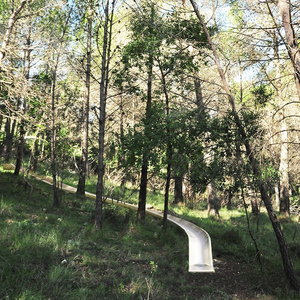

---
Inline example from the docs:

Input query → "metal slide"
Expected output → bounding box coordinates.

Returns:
[41,179,214,273]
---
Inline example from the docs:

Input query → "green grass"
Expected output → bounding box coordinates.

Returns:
[0,171,189,299]
[1,169,300,299]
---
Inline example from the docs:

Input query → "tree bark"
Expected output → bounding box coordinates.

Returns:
[173,176,183,203]
[14,20,31,176]
[119,95,126,188]
[207,181,220,218]
[137,55,153,222]
[51,70,59,207]
[194,75,203,108]
[4,117,15,162]
[0,0,28,68]
[279,119,290,216]
[247,182,259,216]
[277,0,300,98]
[189,0,300,290]
[95,0,115,229]
[273,30,290,216]
[159,62,172,230]
[14,120,25,176]
[77,0,92,195]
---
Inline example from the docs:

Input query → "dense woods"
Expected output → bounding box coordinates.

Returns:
[1,0,300,292]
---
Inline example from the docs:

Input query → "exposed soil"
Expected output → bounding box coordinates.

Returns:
[185,258,277,300]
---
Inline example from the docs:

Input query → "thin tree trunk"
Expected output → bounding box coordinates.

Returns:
[275,182,280,209]
[159,62,172,230]
[119,95,126,187]
[207,181,220,218]
[4,118,13,161]
[279,119,290,216]
[273,30,290,216]
[14,21,31,176]
[51,70,59,207]
[95,0,115,229]
[163,161,171,229]
[189,0,300,290]
[50,7,73,207]
[246,181,259,216]
[14,119,25,176]
[277,0,300,98]
[173,176,183,203]
[137,161,148,221]
[77,1,92,195]
[137,55,153,222]
[194,75,203,108]
[0,0,28,68]
[194,73,220,216]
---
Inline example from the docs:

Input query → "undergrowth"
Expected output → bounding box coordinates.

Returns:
[1,169,300,299]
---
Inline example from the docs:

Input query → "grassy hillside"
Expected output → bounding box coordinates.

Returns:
[1,171,300,299]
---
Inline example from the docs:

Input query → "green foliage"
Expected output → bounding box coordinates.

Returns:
[251,83,274,109]
[0,0,10,23]
[169,12,213,50]
[227,0,245,28]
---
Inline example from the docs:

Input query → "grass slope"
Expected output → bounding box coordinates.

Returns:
[1,171,300,299]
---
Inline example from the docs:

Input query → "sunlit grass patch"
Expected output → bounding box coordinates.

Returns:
[0,196,13,217]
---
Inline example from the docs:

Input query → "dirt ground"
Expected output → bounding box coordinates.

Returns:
[186,258,277,300]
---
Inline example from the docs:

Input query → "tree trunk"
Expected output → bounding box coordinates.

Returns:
[77,0,92,195]
[51,70,59,207]
[137,160,148,221]
[95,0,115,229]
[275,182,280,209]
[227,189,233,210]
[194,75,203,108]
[137,55,153,222]
[248,184,259,216]
[14,21,31,176]
[163,161,171,229]
[279,119,290,216]
[245,177,259,215]
[0,0,28,68]
[273,29,290,216]
[173,176,183,203]
[159,62,172,230]
[277,0,300,98]
[119,95,126,187]
[189,0,300,290]
[4,118,13,162]
[14,120,25,176]
[207,181,220,218]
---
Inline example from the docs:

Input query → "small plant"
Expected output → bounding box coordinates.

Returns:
[0,195,12,216]
[145,261,158,300]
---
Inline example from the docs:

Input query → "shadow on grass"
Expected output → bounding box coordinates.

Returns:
[2,171,300,299]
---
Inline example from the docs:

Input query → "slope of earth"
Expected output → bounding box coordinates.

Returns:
[0,171,299,299]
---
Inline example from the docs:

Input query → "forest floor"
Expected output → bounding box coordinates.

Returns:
[193,259,272,300]
[1,170,300,299]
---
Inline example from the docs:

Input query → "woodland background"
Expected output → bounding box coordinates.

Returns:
[2,0,300,294]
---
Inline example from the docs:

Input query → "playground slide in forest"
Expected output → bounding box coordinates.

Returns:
[42,179,215,273]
